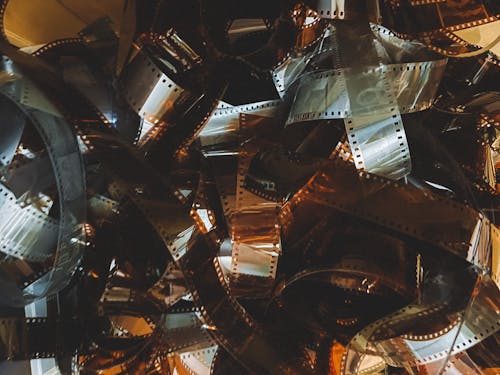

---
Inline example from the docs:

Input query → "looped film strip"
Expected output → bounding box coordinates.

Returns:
[290,4,325,51]
[126,183,309,373]
[119,36,190,148]
[382,0,500,57]
[290,158,498,286]
[0,56,87,299]
[32,37,85,58]
[383,0,499,35]
[342,274,499,373]
[271,19,332,99]
[118,31,227,160]
[0,19,203,372]
[199,100,283,295]
[284,21,448,179]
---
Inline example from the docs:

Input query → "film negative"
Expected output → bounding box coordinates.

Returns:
[229,151,281,294]
[147,262,189,310]
[99,284,161,317]
[0,56,87,301]
[381,0,500,58]
[0,183,58,262]
[315,0,380,21]
[126,185,312,373]
[0,317,81,360]
[291,4,325,51]
[271,6,328,98]
[117,27,217,153]
[119,43,189,147]
[199,100,281,153]
[342,275,499,372]
[0,0,8,43]
[199,100,281,218]
[191,174,218,235]
[285,58,447,125]
[382,0,498,34]
[284,21,447,179]
[159,310,215,354]
[31,37,85,58]
[288,158,498,286]
[175,344,218,375]
[199,100,284,294]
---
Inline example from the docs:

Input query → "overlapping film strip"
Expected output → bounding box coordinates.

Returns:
[0,0,498,374]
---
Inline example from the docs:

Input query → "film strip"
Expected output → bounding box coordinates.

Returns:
[119,29,220,154]
[28,33,146,146]
[418,351,483,375]
[229,149,281,295]
[0,55,87,300]
[0,317,81,360]
[119,42,189,147]
[191,173,218,235]
[125,183,312,373]
[284,21,448,179]
[0,0,8,43]
[160,309,215,354]
[383,0,499,35]
[175,345,218,375]
[272,21,335,99]
[381,0,500,58]
[0,183,58,262]
[88,194,119,224]
[315,0,380,21]
[198,100,281,153]
[199,100,281,221]
[344,65,410,180]
[288,158,498,286]
[99,284,162,317]
[79,336,164,374]
[199,100,284,294]
[285,60,447,125]
[147,261,189,310]
[32,37,85,58]
[290,4,325,51]
[342,274,499,373]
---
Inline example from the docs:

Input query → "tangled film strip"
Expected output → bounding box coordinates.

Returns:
[0,0,499,374]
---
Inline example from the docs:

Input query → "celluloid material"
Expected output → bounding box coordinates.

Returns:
[0,1,498,375]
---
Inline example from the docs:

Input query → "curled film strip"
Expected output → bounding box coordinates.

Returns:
[125,186,313,373]
[342,274,499,373]
[296,159,497,281]
[285,22,448,179]
[199,100,284,295]
[0,56,87,303]
[0,1,498,374]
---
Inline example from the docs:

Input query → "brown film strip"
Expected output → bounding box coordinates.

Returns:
[341,274,499,372]
[126,188,313,373]
[314,0,381,21]
[287,158,497,283]
[383,0,498,34]
[0,40,190,372]
[0,317,82,360]
[199,100,284,295]
[381,0,500,58]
